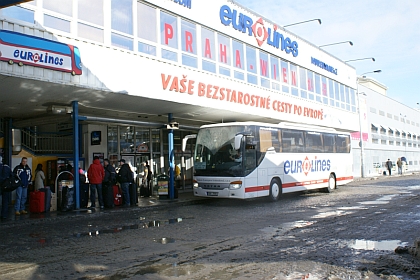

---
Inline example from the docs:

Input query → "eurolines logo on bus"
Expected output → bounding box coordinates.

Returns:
[219,5,298,57]
[284,156,331,176]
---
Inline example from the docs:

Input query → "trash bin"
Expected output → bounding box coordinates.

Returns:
[157,174,169,198]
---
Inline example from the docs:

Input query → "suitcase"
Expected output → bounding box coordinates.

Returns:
[79,183,89,208]
[129,183,138,205]
[39,187,52,212]
[103,183,114,208]
[139,183,150,197]
[113,185,122,206]
[30,190,45,213]
[61,186,75,212]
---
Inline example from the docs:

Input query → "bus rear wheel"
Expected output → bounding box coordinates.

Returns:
[324,174,336,193]
[269,178,281,201]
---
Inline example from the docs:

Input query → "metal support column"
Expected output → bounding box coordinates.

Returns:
[72,101,80,209]
[4,118,12,166]
[168,113,174,199]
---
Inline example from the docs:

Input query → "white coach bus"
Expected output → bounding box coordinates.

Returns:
[183,122,353,201]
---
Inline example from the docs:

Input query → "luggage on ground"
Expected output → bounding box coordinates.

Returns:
[113,185,122,206]
[61,186,75,212]
[129,183,138,205]
[139,183,150,197]
[39,187,52,212]
[79,183,89,208]
[103,183,114,208]
[30,190,45,213]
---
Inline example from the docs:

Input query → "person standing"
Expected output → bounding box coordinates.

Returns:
[396,158,403,175]
[0,156,13,220]
[87,156,105,209]
[34,163,45,190]
[13,157,32,215]
[117,159,133,207]
[385,159,393,176]
[142,161,153,194]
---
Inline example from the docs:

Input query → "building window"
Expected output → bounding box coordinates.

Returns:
[44,15,71,33]
[217,33,230,66]
[78,23,103,43]
[111,0,133,35]
[44,0,72,16]
[137,2,157,42]
[232,40,244,70]
[111,33,133,51]
[1,6,34,24]
[78,0,103,26]
[138,42,156,56]
[160,11,178,49]
[246,45,257,74]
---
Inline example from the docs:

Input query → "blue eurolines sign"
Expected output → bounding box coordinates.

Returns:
[219,5,299,57]
[311,57,337,75]
[172,0,191,9]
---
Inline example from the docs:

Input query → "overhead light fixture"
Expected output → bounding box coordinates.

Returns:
[47,105,73,114]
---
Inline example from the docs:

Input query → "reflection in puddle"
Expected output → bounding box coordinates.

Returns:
[154,237,175,244]
[346,239,408,251]
[359,194,397,205]
[74,217,183,238]
[312,210,349,219]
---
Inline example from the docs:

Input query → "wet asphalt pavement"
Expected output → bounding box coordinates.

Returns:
[1,174,420,280]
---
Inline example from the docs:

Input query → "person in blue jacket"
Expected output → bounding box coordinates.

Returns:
[13,157,32,215]
[0,156,13,220]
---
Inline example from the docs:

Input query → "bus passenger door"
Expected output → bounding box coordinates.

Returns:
[243,141,258,197]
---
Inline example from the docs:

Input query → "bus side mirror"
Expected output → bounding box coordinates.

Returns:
[234,134,243,150]
[182,134,197,152]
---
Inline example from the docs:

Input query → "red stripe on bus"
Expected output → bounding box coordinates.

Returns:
[245,176,354,192]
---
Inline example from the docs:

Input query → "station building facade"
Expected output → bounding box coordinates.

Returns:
[0,0,418,188]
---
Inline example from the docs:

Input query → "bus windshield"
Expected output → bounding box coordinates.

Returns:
[194,125,254,177]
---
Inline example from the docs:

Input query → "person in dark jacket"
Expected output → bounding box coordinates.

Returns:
[117,159,133,207]
[87,156,105,209]
[0,156,13,220]
[386,159,393,176]
[103,159,116,186]
[13,157,32,215]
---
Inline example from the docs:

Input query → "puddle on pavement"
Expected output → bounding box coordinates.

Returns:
[73,217,183,238]
[346,239,408,251]
[132,263,205,277]
[407,185,420,190]
[359,194,397,205]
[154,237,175,244]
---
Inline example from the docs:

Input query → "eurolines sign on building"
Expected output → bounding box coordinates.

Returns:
[219,5,299,58]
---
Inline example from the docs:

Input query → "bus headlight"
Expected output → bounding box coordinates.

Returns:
[193,181,199,188]
[229,181,242,190]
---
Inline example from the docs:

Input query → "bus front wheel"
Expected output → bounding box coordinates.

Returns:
[269,178,282,201]
[324,174,336,193]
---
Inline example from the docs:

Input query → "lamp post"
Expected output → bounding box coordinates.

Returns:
[345,57,375,63]
[319,41,353,48]
[284,19,321,28]
[357,70,381,178]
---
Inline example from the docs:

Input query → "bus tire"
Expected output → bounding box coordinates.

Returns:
[324,174,336,193]
[269,178,282,201]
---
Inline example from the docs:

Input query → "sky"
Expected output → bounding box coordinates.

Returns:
[236,0,420,109]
